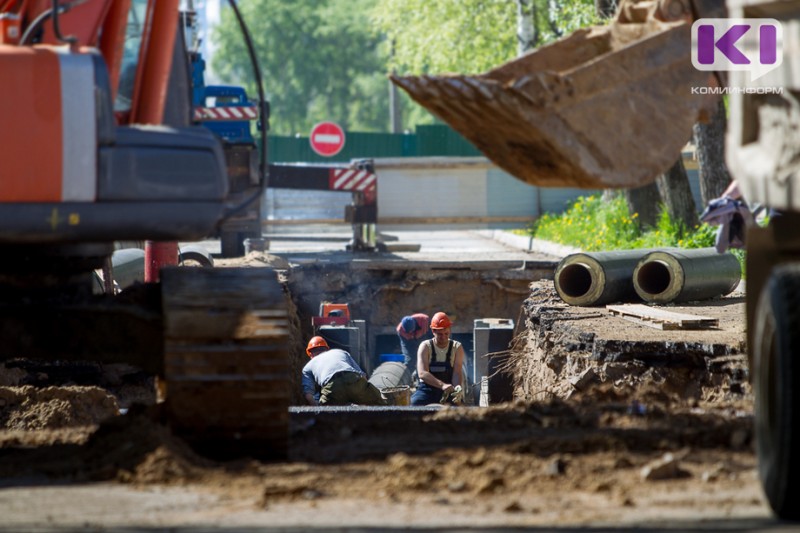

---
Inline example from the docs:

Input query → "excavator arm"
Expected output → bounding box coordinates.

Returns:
[392,0,726,189]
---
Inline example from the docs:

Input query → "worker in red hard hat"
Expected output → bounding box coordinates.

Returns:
[410,311,465,405]
[396,313,430,373]
[302,336,385,406]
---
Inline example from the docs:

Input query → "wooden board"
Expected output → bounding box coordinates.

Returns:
[606,304,719,330]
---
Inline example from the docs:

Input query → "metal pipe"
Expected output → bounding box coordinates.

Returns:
[554,250,656,306]
[633,248,741,304]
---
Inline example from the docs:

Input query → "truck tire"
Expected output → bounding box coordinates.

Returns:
[753,264,800,520]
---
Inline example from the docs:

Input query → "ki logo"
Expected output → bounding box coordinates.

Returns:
[691,18,783,82]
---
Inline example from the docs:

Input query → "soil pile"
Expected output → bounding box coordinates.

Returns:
[0,385,117,430]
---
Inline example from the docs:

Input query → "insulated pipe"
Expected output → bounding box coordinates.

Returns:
[633,248,741,304]
[554,250,656,306]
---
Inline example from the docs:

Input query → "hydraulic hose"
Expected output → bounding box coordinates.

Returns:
[221,0,270,221]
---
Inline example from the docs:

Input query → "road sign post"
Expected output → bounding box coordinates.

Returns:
[309,121,345,157]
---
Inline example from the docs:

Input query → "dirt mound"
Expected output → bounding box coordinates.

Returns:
[0,385,118,430]
[0,405,216,483]
[0,360,156,409]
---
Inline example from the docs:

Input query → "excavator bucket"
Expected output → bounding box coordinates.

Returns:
[392,4,720,189]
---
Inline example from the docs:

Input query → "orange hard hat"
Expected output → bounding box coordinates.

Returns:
[306,336,329,357]
[430,312,452,330]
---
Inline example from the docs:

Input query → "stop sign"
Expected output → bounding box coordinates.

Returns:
[309,121,345,157]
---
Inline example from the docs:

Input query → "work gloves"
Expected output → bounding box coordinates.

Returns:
[440,385,464,405]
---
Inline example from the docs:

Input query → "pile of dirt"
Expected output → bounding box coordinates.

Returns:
[0,385,117,431]
[0,360,156,409]
[0,375,753,484]
[0,405,219,483]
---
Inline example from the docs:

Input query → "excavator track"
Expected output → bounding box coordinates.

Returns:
[161,267,290,459]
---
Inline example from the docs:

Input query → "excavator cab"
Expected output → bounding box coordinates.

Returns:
[0,47,228,243]
[0,0,228,244]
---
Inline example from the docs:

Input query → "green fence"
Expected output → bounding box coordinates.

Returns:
[266,124,481,163]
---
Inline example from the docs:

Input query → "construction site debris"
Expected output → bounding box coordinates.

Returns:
[606,304,719,330]
[640,452,689,481]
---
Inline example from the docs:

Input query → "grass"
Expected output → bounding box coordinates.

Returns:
[520,194,746,270]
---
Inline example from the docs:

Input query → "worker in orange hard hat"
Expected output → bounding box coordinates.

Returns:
[302,336,385,406]
[306,336,329,358]
[396,312,430,373]
[410,311,465,406]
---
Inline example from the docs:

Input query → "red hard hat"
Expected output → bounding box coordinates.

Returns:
[306,336,329,357]
[430,312,452,330]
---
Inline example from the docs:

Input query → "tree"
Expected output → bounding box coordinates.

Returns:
[517,0,536,56]
[626,183,660,229]
[212,0,387,135]
[656,159,699,231]
[372,0,598,129]
[594,0,617,19]
[374,0,597,74]
[693,99,732,205]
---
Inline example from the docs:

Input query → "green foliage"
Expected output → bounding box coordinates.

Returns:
[530,195,638,251]
[528,194,745,271]
[371,0,598,129]
[211,0,600,134]
[372,0,599,75]
[213,0,388,135]
[372,0,517,75]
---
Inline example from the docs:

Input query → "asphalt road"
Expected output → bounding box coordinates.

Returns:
[192,227,564,265]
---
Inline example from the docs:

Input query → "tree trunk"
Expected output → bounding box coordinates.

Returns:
[656,158,699,232]
[602,189,620,202]
[595,0,617,18]
[693,98,731,205]
[596,0,622,208]
[625,182,660,229]
[516,0,536,56]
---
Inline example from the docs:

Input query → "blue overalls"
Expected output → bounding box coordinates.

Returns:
[411,339,454,405]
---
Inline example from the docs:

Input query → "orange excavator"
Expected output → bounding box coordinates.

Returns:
[393,0,800,519]
[0,0,289,458]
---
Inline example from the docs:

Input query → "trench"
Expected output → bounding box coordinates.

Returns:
[282,259,556,404]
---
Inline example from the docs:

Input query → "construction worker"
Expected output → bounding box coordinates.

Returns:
[301,336,385,406]
[410,312,465,406]
[396,313,430,372]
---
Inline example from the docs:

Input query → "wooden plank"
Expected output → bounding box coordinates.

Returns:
[606,304,719,330]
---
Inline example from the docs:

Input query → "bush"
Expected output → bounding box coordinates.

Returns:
[524,194,746,272]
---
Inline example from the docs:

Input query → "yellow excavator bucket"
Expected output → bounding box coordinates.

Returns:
[392,3,719,189]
